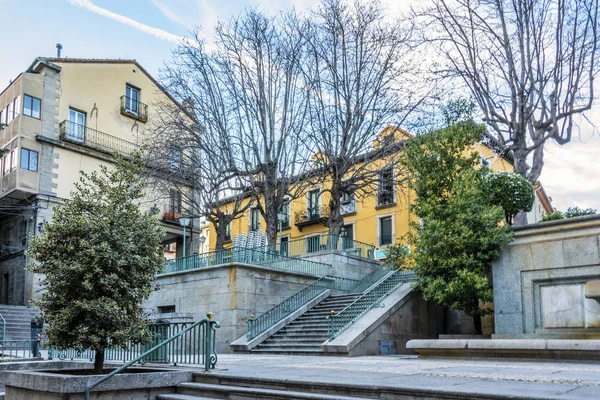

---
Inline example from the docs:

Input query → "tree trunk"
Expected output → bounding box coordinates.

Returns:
[265,205,278,247]
[473,315,482,335]
[94,349,105,374]
[214,221,226,250]
[328,184,344,237]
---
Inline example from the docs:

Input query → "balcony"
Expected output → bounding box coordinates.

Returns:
[376,190,395,209]
[59,120,139,157]
[294,205,329,231]
[120,95,148,123]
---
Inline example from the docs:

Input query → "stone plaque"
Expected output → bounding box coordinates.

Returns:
[585,297,600,328]
[540,284,585,328]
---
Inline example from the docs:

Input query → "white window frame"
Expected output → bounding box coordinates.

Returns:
[125,85,140,115]
[249,208,261,232]
[306,187,322,217]
[68,108,86,143]
[377,213,395,247]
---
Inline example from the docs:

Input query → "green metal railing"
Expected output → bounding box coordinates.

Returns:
[0,340,39,360]
[246,275,361,340]
[0,312,5,345]
[350,267,392,293]
[160,247,330,277]
[82,315,220,400]
[279,234,375,259]
[328,270,417,340]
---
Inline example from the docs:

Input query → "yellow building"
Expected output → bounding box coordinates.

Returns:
[0,55,195,305]
[209,129,514,258]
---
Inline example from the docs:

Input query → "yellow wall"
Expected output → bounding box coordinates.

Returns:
[52,62,171,199]
[209,142,513,252]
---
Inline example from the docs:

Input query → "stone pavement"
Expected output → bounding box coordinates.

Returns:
[209,354,600,399]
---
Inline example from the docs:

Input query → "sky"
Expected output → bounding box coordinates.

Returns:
[0,0,598,212]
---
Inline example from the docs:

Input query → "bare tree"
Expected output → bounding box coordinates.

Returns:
[159,10,312,246]
[419,0,598,187]
[302,0,426,236]
[145,104,254,250]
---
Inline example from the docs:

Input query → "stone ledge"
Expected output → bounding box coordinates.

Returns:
[407,339,600,360]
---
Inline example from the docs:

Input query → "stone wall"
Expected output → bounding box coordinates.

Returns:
[492,214,600,338]
[0,254,26,305]
[147,263,317,353]
[299,251,381,280]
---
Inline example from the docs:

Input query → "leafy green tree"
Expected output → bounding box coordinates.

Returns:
[541,207,597,222]
[400,120,513,333]
[28,153,165,373]
[485,172,534,225]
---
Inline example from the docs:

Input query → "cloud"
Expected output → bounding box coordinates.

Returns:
[151,0,194,29]
[67,0,183,43]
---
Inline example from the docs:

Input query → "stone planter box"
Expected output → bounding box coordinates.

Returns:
[2,365,192,400]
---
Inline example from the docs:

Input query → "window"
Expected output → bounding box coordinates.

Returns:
[9,149,16,171]
[0,110,3,128]
[481,156,490,169]
[125,86,140,114]
[341,190,353,205]
[23,95,41,119]
[306,235,321,253]
[377,168,394,206]
[382,132,394,146]
[250,208,260,231]
[68,109,86,142]
[169,147,182,172]
[6,102,13,125]
[2,155,9,176]
[225,221,232,241]
[169,189,182,214]
[13,97,20,119]
[157,305,176,314]
[379,216,393,246]
[280,202,290,228]
[20,148,38,171]
[308,189,320,218]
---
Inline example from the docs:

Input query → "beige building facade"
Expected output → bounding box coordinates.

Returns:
[0,57,197,306]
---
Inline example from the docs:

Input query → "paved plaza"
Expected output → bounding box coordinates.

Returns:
[209,354,600,399]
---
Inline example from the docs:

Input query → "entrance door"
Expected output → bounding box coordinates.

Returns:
[2,273,8,304]
[280,236,289,257]
[341,224,354,250]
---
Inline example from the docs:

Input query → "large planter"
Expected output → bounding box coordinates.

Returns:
[2,365,192,400]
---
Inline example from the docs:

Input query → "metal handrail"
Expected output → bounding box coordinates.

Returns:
[246,275,361,340]
[254,234,376,259]
[58,120,139,156]
[328,270,417,340]
[0,312,6,346]
[350,266,392,294]
[83,315,220,400]
[160,247,331,277]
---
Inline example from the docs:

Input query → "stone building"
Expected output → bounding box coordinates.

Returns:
[0,55,197,306]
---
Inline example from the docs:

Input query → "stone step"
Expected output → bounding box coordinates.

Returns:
[176,382,370,400]
[157,394,221,400]
[261,339,325,346]
[271,333,327,339]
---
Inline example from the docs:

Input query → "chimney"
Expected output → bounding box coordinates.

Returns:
[56,43,63,58]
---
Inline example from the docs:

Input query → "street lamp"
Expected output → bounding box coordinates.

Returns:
[199,235,206,254]
[277,211,287,254]
[179,217,191,259]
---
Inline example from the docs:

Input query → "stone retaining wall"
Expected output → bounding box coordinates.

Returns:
[492,214,600,338]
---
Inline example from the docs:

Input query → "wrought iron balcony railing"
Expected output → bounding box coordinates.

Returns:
[59,120,139,157]
[120,95,148,122]
[294,205,329,229]
[376,190,395,207]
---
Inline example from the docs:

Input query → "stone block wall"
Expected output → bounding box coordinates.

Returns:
[147,263,317,353]
[492,215,600,338]
[300,251,381,280]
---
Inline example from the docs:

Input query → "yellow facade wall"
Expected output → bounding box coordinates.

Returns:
[209,143,513,252]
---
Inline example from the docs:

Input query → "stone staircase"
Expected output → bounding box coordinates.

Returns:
[157,372,376,400]
[0,305,39,341]
[251,293,361,355]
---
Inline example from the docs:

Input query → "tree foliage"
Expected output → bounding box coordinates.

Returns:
[485,172,535,225]
[541,206,597,221]
[399,120,513,332]
[28,154,165,373]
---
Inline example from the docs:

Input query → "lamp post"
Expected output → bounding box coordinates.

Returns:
[199,235,206,253]
[178,217,191,260]
[277,211,287,255]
